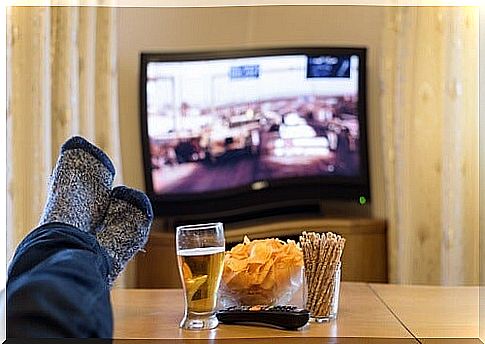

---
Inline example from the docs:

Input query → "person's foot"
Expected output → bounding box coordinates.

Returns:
[39,136,115,233]
[97,186,153,286]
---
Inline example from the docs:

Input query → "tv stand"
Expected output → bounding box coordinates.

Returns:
[136,216,387,288]
[167,202,322,229]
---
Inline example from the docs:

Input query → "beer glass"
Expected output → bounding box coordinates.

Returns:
[176,222,225,330]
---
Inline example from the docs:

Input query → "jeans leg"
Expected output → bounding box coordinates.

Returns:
[7,222,113,338]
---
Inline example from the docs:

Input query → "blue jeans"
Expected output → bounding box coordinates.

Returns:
[7,223,113,338]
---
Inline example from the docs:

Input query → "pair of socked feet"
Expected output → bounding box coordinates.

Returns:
[39,136,153,287]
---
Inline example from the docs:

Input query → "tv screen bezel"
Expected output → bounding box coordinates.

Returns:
[140,47,370,218]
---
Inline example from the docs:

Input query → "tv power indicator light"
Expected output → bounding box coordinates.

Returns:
[251,181,269,190]
[359,196,367,205]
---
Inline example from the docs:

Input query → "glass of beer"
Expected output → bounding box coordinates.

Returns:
[176,222,225,330]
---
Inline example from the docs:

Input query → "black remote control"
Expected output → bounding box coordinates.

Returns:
[216,305,310,330]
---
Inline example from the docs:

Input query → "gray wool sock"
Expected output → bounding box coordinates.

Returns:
[39,136,115,233]
[97,186,153,287]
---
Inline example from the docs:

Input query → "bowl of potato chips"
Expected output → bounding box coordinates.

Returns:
[219,236,304,307]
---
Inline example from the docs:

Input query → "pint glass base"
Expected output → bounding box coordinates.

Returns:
[179,312,219,330]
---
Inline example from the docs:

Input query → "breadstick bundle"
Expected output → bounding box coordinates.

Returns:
[299,231,346,319]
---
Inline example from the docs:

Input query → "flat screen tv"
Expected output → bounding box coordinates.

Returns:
[140,47,370,220]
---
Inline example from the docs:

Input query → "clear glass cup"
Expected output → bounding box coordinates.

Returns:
[219,264,305,308]
[176,222,225,330]
[309,262,341,322]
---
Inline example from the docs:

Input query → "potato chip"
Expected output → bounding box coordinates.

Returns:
[260,266,277,290]
[221,236,304,306]
[226,257,248,272]
[248,241,272,265]
[182,262,192,279]
[226,270,250,290]
[255,259,273,285]
[230,243,249,260]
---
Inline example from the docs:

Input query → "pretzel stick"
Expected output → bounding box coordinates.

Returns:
[308,233,325,299]
[317,239,345,313]
[305,232,320,302]
[308,234,331,310]
[303,232,318,310]
[301,232,318,309]
[303,231,321,310]
[315,240,345,316]
[311,234,339,308]
[316,260,340,316]
[301,233,315,309]
[311,239,338,312]
[300,232,345,317]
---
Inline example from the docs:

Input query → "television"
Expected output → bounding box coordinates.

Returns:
[140,47,370,220]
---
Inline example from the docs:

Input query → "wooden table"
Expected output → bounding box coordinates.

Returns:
[111,282,480,343]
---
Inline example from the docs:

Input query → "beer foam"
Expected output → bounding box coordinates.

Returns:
[177,246,225,256]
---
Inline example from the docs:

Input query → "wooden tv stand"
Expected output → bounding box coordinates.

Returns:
[136,217,387,288]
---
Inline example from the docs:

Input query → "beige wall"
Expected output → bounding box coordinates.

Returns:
[480,5,484,341]
[116,6,386,220]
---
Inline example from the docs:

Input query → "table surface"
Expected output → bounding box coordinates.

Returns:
[111,282,479,343]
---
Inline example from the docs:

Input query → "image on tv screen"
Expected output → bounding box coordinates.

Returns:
[145,53,362,195]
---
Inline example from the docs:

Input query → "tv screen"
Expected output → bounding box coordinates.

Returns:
[141,48,369,218]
